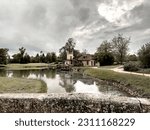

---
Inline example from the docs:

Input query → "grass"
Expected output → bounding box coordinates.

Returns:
[84,68,150,94]
[98,65,121,69]
[5,63,49,70]
[0,77,47,93]
[136,68,150,74]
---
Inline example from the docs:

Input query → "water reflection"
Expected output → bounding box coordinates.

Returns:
[59,72,77,92]
[0,69,128,96]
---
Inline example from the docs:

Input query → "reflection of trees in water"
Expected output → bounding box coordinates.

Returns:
[59,72,76,92]
[12,70,30,78]
[31,69,56,79]
[44,70,56,79]
[7,69,56,79]
[0,69,7,77]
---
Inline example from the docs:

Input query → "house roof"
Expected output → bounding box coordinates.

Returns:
[78,54,94,61]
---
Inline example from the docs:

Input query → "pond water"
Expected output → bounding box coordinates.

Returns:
[0,69,128,96]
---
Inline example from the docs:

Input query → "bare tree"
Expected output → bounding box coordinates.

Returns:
[112,34,130,64]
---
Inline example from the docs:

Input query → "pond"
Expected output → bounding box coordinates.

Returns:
[0,69,128,96]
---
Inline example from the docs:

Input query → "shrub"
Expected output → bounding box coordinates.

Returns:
[124,62,139,72]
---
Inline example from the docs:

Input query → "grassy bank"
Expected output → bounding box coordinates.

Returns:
[0,77,47,93]
[84,68,150,95]
[5,63,49,70]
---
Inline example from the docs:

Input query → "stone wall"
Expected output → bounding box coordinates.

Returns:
[0,93,150,113]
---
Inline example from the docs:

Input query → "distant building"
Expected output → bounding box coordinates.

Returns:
[65,49,73,65]
[78,54,95,66]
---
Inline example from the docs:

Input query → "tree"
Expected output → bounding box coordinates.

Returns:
[19,47,26,63]
[127,54,138,61]
[95,52,114,66]
[23,53,30,63]
[40,51,46,63]
[12,54,21,63]
[97,40,112,53]
[94,40,114,66]
[0,48,9,64]
[112,34,130,64]
[74,49,82,60]
[138,43,150,68]
[58,51,66,62]
[51,52,57,63]
[35,54,40,63]
[59,38,76,62]
[11,47,31,63]
[45,53,52,63]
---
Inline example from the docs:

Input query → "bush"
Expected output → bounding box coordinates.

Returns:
[124,62,139,72]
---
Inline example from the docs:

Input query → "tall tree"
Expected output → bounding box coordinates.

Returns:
[19,47,26,63]
[45,53,52,63]
[59,38,76,62]
[95,40,114,66]
[40,51,46,63]
[0,48,9,64]
[138,43,150,68]
[51,52,57,62]
[97,40,112,53]
[112,34,130,64]
[35,54,40,63]
[23,53,30,63]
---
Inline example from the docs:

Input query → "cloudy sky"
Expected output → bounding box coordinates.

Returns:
[0,0,150,56]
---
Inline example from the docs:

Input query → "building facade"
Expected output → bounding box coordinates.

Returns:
[78,54,95,67]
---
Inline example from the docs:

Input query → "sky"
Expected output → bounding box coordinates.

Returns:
[0,0,150,56]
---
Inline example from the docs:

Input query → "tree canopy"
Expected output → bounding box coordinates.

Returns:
[112,34,130,64]
[138,43,150,68]
[0,48,9,64]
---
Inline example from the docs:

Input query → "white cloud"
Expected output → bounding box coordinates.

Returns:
[72,21,106,39]
[0,0,149,56]
[98,0,144,26]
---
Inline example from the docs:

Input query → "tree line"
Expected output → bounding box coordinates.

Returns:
[94,34,150,68]
[0,47,57,64]
[0,34,150,68]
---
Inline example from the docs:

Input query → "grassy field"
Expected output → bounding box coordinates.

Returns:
[98,65,120,69]
[5,63,49,70]
[84,68,150,94]
[0,77,47,93]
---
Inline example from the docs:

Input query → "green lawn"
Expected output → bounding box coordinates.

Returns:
[98,65,121,69]
[0,77,47,93]
[137,68,150,74]
[84,68,150,95]
[5,63,49,70]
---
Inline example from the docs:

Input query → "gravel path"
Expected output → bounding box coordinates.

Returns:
[111,66,150,77]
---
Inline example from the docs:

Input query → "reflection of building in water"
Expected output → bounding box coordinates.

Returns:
[59,73,76,92]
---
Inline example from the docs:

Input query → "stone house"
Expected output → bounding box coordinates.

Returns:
[78,54,95,66]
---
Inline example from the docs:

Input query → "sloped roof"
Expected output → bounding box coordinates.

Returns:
[78,54,94,61]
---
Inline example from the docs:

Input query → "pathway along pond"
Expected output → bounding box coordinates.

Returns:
[0,69,129,96]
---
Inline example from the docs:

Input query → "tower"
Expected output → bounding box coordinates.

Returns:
[65,49,73,65]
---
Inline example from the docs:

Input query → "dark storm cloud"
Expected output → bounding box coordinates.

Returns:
[0,0,149,55]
